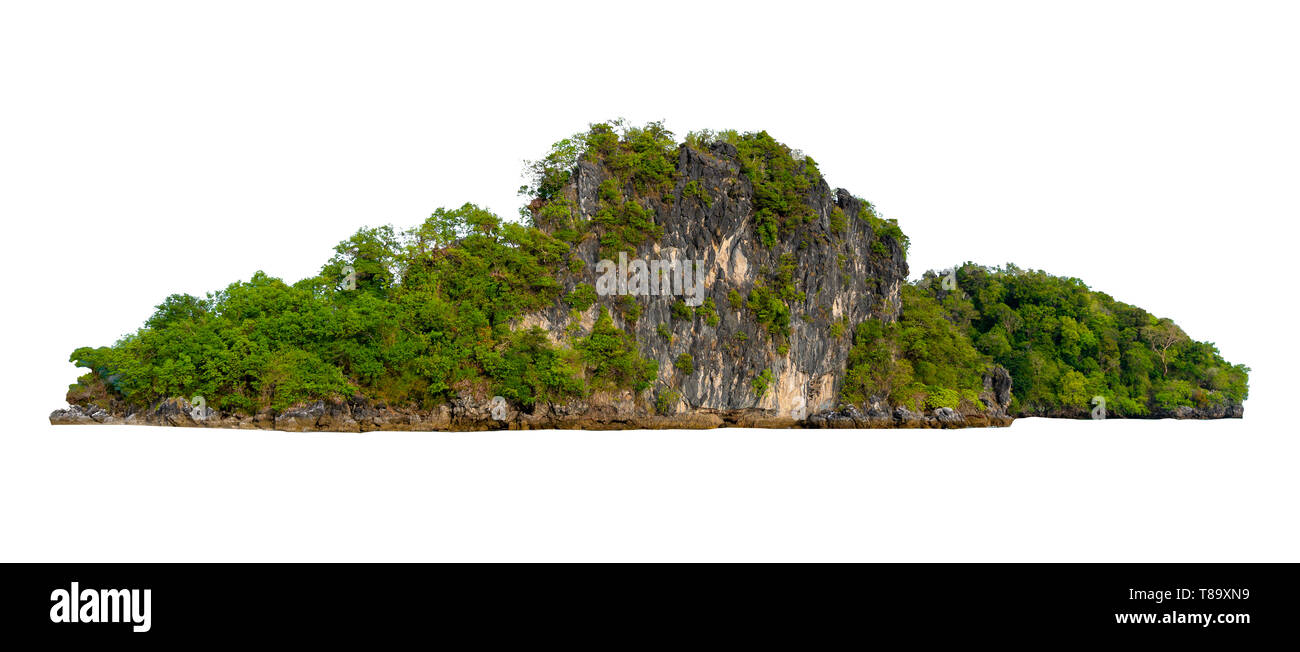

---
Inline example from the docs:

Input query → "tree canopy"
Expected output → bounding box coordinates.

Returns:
[68,203,651,414]
[912,264,1249,416]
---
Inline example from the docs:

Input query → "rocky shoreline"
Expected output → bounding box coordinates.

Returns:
[1013,405,1244,420]
[48,391,1242,432]
[48,392,1015,432]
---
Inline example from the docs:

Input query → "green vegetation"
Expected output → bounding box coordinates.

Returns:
[522,119,677,200]
[534,197,585,243]
[592,179,663,258]
[523,120,677,259]
[738,132,822,246]
[616,294,642,325]
[752,369,774,398]
[684,128,735,151]
[566,283,598,311]
[670,299,692,321]
[527,123,871,255]
[915,264,1248,416]
[655,388,680,415]
[841,285,989,412]
[745,254,804,338]
[68,203,657,414]
[830,318,847,340]
[829,206,847,235]
[577,306,657,392]
[695,297,720,327]
[746,282,791,337]
[857,198,909,255]
[674,353,695,375]
[65,121,1243,425]
[682,180,712,207]
[582,120,678,194]
[773,254,804,301]
[685,129,822,246]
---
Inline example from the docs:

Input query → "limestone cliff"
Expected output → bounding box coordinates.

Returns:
[521,142,921,421]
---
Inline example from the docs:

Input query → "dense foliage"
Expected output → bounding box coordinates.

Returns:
[915,264,1249,415]
[523,120,677,258]
[68,204,654,413]
[841,285,989,411]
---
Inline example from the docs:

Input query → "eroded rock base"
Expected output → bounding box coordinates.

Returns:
[49,394,1016,432]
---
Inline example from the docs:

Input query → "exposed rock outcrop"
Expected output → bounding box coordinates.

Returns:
[524,142,919,422]
[50,391,1013,431]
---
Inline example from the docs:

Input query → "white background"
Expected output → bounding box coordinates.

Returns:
[1,0,1296,561]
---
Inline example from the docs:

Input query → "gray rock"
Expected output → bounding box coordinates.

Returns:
[524,143,910,420]
[276,401,325,432]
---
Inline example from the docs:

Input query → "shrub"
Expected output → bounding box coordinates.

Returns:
[526,120,678,199]
[491,327,587,408]
[670,299,692,321]
[733,131,822,246]
[535,198,584,242]
[566,283,598,311]
[922,387,962,410]
[675,353,695,375]
[858,198,910,254]
[655,388,681,415]
[695,297,720,327]
[829,206,847,235]
[752,369,774,398]
[617,294,642,325]
[682,180,712,207]
[747,282,791,337]
[592,179,663,258]
[577,307,657,392]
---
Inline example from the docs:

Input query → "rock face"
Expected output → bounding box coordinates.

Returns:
[524,142,916,422]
